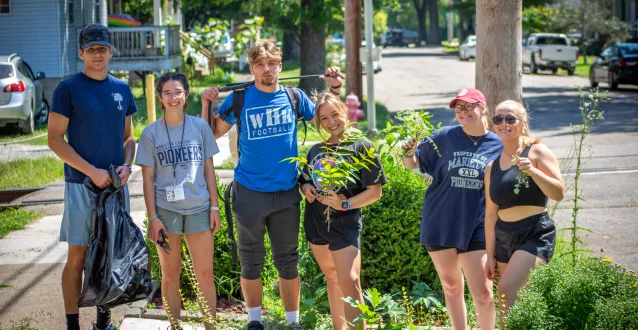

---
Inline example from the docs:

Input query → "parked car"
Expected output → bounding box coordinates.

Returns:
[382,27,420,47]
[523,33,579,75]
[590,43,638,90]
[212,31,234,60]
[361,40,382,73]
[0,54,48,133]
[459,35,476,61]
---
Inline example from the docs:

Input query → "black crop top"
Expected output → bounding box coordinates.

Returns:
[489,145,547,210]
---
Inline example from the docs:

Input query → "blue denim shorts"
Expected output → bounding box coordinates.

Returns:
[59,182,130,246]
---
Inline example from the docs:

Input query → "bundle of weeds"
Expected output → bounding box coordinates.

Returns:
[381,110,442,160]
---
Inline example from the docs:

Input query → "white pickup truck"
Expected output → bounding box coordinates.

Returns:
[523,33,579,75]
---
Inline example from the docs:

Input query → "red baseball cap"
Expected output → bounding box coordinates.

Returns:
[449,88,487,108]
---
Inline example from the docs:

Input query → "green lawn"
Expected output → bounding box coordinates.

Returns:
[443,47,460,54]
[0,156,64,189]
[0,125,49,146]
[575,56,597,78]
[0,208,39,239]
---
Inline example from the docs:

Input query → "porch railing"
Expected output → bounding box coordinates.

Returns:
[80,25,181,59]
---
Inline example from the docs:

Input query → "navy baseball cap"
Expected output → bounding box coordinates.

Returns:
[79,24,112,49]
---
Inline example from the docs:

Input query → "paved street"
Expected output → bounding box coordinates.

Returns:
[370,47,638,269]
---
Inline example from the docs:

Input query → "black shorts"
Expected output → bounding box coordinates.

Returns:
[304,205,361,251]
[495,212,556,263]
[423,240,486,254]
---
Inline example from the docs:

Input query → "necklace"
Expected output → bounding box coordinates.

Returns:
[464,131,484,146]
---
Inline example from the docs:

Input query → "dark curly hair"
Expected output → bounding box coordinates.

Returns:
[155,72,190,111]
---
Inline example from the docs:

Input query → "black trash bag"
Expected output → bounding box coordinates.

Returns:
[78,165,153,308]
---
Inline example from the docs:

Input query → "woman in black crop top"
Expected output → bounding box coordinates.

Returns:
[483,100,564,324]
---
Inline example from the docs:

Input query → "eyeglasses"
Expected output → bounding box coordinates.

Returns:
[454,103,478,113]
[83,47,109,55]
[161,90,185,99]
[492,114,518,125]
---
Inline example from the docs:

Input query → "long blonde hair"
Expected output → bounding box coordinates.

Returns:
[313,92,349,141]
[495,100,541,145]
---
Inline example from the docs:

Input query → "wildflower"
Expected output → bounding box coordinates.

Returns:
[603,257,612,263]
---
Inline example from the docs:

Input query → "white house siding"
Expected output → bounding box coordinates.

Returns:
[59,0,85,77]
[0,0,61,77]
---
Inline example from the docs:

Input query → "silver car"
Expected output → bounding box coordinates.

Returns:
[0,54,48,134]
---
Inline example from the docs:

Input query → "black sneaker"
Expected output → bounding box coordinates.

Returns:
[246,321,264,330]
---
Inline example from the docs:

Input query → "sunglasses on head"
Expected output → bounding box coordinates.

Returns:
[492,114,518,125]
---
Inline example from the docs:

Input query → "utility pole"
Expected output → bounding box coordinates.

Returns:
[363,0,376,134]
[475,0,523,126]
[345,0,363,103]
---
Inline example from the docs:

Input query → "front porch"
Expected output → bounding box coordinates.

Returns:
[76,25,182,72]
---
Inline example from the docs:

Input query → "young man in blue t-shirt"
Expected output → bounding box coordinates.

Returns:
[48,24,136,330]
[201,40,342,329]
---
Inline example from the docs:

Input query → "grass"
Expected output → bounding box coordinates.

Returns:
[442,47,460,54]
[215,157,235,170]
[356,99,392,132]
[0,208,39,239]
[0,156,64,189]
[574,55,597,78]
[0,125,49,146]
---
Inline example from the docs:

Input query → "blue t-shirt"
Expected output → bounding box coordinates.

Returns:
[217,85,315,192]
[51,73,138,183]
[415,125,503,250]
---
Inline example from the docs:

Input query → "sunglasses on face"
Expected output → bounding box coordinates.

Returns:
[492,114,518,125]
[454,103,478,113]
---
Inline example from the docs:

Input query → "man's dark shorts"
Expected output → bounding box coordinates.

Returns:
[232,181,302,280]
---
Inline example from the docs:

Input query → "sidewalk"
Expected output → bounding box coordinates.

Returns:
[0,161,235,330]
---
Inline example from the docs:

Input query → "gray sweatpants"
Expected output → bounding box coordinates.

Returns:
[232,181,302,280]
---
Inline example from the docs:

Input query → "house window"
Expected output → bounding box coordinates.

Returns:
[68,0,74,23]
[0,0,10,15]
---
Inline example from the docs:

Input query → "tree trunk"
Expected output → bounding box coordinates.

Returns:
[345,0,363,102]
[414,0,428,44]
[475,0,523,127]
[428,0,441,45]
[299,0,326,93]
[283,30,301,61]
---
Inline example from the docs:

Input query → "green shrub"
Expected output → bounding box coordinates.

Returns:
[507,256,638,330]
[360,155,438,293]
[587,295,638,330]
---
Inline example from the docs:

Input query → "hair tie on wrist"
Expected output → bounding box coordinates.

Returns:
[330,84,342,89]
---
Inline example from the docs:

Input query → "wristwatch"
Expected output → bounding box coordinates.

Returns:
[122,163,132,171]
[341,199,352,211]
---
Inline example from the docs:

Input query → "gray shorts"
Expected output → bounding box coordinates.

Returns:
[232,181,302,280]
[59,182,130,247]
[156,207,210,235]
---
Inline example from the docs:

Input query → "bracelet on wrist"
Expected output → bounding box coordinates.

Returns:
[210,205,220,212]
[330,84,342,89]
[148,214,159,221]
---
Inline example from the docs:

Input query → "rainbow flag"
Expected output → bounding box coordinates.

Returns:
[108,14,141,27]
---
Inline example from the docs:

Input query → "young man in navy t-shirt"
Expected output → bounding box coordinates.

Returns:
[201,41,342,329]
[48,24,136,330]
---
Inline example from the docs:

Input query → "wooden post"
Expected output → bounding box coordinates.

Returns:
[345,0,362,103]
[475,0,523,128]
[145,74,156,123]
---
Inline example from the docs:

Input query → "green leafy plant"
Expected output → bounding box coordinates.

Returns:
[561,87,608,265]
[381,110,441,160]
[511,155,530,195]
[283,129,378,229]
[507,256,638,330]
[342,288,416,330]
